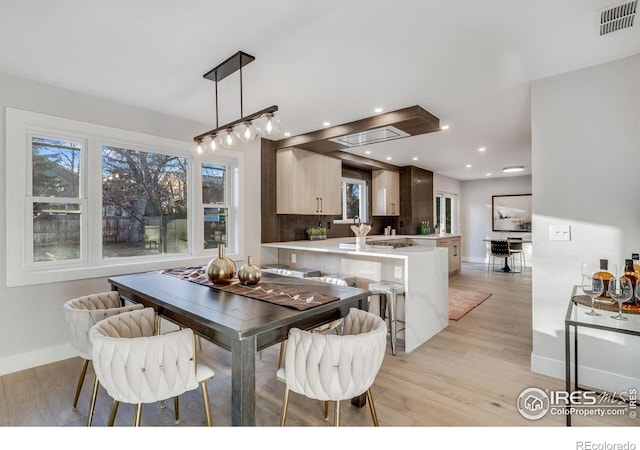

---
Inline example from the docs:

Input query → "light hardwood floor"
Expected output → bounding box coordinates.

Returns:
[0,262,636,427]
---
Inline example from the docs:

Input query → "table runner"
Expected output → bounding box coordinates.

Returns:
[162,266,340,311]
[572,294,640,314]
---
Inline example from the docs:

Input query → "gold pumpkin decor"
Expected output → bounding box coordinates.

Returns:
[238,256,261,285]
[206,243,237,284]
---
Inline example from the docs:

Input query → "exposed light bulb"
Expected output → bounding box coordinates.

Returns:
[216,129,237,149]
[258,113,280,137]
[196,140,203,155]
[210,135,217,152]
[235,121,257,144]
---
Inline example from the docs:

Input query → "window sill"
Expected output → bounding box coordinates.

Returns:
[6,252,244,288]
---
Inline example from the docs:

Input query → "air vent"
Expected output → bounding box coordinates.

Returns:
[598,1,637,35]
[328,126,410,147]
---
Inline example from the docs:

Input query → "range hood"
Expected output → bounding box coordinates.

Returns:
[275,105,440,164]
[328,125,410,147]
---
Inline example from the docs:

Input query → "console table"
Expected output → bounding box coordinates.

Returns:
[564,286,640,425]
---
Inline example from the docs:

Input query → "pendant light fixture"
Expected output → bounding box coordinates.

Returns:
[194,51,279,152]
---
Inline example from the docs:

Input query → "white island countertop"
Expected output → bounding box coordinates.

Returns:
[262,234,459,258]
[261,236,450,353]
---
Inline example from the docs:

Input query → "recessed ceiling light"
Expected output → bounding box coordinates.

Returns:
[440,124,450,130]
[503,165,525,173]
[323,121,331,127]
[486,172,492,176]
[374,107,383,113]
[412,157,418,161]
[478,147,486,152]
[386,156,392,161]
[284,132,291,137]
[364,150,371,155]
[466,164,472,168]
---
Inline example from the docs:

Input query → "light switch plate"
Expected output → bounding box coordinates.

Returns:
[291,253,296,263]
[549,224,571,241]
[394,266,402,278]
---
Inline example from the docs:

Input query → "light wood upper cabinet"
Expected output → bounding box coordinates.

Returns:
[372,169,400,216]
[276,147,341,215]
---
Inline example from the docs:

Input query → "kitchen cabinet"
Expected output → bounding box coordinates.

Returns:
[372,169,400,216]
[436,236,461,276]
[276,147,341,214]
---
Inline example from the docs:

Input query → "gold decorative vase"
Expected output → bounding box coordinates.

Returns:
[238,256,262,285]
[206,244,237,285]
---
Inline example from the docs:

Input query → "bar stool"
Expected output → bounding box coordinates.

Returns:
[368,280,405,355]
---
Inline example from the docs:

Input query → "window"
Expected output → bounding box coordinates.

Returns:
[31,137,85,263]
[336,177,367,223]
[202,163,229,250]
[435,192,457,234]
[6,108,243,287]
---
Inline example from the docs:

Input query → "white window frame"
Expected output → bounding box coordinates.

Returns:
[334,177,368,224]
[6,108,244,287]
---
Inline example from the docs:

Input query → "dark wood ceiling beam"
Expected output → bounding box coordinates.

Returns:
[274,105,440,152]
[330,151,399,171]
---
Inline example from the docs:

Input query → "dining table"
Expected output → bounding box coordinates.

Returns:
[482,238,531,272]
[108,269,371,426]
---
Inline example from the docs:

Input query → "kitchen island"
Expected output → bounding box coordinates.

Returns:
[261,236,449,353]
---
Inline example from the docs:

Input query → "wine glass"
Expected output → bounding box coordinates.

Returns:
[581,262,598,277]
[581,274,604,316]
[608,277,632,321]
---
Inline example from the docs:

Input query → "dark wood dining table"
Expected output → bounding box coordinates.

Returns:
[108,270,371,426]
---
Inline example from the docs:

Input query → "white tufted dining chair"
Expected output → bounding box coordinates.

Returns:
[89,307,215,426]
[276,276,349,369]
[63,291,144,426]
[277,307,387,426]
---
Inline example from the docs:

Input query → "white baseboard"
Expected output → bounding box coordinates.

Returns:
[531,353,640,393]
[0,317,180,377]
[0,343,77,377]
[462,256,486,264]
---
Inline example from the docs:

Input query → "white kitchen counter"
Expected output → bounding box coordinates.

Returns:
[262,236,449,353]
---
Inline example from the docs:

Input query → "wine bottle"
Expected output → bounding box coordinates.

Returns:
[622,258,639,305]
[595,259,613,300]
[632,253,640,276]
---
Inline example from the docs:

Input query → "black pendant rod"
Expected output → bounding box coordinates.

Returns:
[239,63,244,119]
[215,79,219,129]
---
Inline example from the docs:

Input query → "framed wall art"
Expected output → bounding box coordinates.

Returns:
[492,194,532,232]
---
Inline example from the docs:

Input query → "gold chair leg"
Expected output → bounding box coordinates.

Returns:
[174,396,180,424]
[280,388,291,426]
[324,401,329,420]
[366,389,380,426]
[200,381,213,426]
[108,400,119,426]
[334,400,340,427]
[73,359,89,410]
[87,375,99,426]
[277,341,287,369]
[134,404,143,427]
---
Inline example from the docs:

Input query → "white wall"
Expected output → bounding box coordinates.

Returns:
[0,72,262,375]
[530,54,640,392]
[460,175,532,264]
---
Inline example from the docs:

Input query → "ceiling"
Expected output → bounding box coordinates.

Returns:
[1,0,639,181]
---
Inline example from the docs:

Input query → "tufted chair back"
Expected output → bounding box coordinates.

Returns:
[278,308,387,426]
[90,307,198,405]
[63,291,143,360]
[306,276,348,286]
[62,291,144,426]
